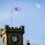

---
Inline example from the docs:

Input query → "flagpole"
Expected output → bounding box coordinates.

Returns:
[10,6,21,27]
[11,8,13,27]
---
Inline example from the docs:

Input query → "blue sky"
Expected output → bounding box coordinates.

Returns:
[0,0,45,45]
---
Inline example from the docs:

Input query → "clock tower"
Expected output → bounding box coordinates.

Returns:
[0,25,24,45]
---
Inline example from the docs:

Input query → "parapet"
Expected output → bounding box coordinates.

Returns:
[0,25,25,37]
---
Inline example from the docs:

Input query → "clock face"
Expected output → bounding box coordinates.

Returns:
[12,36,18,42]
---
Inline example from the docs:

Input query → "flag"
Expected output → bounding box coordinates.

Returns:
[14,7,18,11]
[14,7,21,12]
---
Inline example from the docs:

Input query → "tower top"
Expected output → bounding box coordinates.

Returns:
[0,25,24,37]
